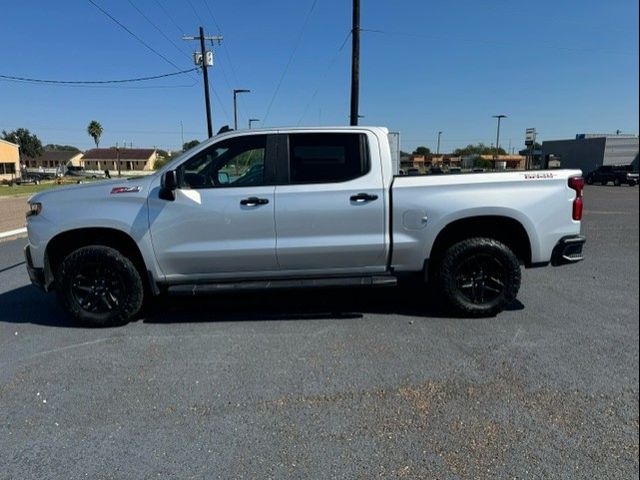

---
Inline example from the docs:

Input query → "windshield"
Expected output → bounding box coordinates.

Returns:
[155,135,221,175]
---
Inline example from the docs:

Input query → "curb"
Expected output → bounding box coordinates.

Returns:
[0,227,27,240]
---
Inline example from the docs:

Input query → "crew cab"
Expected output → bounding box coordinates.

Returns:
[25,127,586,326]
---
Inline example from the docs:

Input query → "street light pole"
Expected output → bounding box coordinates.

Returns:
[248,118,260,129]
[492,115,507,162]
[233,89,250,130]
[437,131,442,155]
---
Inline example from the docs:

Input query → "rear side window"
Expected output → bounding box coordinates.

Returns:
[288,133,369,184]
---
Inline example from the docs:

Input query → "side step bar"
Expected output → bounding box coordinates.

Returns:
[166,275,397,295]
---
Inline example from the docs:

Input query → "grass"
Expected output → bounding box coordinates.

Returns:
[0,179,105,198]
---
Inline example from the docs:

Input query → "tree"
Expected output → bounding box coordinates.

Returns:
[453,143,506,156]
[1,128,43,160]
[87,120,103,148]
[44,144,80,152]
[182,139,200,151]
[153,157,171,170]
[412,146,431,156]
[472,156,494,169]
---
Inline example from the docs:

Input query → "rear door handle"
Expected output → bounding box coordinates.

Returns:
[240,197,269,206]
[350,193,379,202]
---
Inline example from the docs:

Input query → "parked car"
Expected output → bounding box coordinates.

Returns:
[429,166,444,175]
[407,167,420,176]
[585,165,638,186]
[25,126,586,326]
[15,175,40,185]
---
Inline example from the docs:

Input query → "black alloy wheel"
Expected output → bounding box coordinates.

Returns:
[56,246,144,326]
[437,237,521,317]
[454,253,507,305]
[70,263,125,314]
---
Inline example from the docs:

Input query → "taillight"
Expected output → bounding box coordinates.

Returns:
[568,176,584,221]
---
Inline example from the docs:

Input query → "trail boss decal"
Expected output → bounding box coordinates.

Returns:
[523,172,555,180]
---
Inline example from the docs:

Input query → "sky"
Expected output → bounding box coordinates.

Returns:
[0,0,638,153]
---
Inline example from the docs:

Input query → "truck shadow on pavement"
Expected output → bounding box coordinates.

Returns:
[0,284,525,328]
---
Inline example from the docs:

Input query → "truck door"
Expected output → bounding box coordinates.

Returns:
[274,132,387,273]
[148,134,279,279]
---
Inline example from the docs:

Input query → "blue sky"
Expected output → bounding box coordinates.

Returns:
[0,0,638,153]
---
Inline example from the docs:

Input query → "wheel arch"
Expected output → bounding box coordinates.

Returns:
[426,215,532,280]
[45,227,152,292]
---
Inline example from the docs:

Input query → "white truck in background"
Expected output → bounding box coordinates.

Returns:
[25,126,586,326]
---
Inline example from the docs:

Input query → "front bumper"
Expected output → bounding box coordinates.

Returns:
[551,235,586,266]
[24,245,45,289]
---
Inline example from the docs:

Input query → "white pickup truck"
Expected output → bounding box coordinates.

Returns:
[25,127,586,326]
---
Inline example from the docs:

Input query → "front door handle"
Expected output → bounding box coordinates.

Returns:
[240,197,269,206]
[350,193,379,203]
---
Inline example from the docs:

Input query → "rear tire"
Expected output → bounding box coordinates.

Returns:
[56,246,144,327]
[586,177,593,185]
[437,238,521,317]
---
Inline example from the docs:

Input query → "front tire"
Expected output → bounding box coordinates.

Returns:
[614,178,621,186]
[437,238,521,317]
[56,246,144,327]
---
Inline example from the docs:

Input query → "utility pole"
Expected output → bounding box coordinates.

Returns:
[183,27,223,138]
[180,120,184,147]
[233,89,250,130]
[437,131,442,155]
[349,0,360,126]
[248,118,260,129]
[116,142,121,178]
[492,115,507,162]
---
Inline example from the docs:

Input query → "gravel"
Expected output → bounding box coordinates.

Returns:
[0,185,637,479]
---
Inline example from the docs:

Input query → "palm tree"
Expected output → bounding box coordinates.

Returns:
[87,120,103,148]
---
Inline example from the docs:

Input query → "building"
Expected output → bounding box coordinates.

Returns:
[461,154,526,170]
[429,155,462,167]
[0,139,20,183]
[24,150,83,169]
[81,148,158,172]
[542,134,639,174]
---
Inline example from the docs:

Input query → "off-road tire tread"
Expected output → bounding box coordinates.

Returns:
[56,246,144,327]
[437,237,521,317]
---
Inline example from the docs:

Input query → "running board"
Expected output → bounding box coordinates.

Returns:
[166,275,397,295]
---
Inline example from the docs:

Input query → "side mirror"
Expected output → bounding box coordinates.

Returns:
[159,170,178,201]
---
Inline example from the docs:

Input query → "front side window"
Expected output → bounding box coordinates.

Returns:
[288,133,368,184]
[178,135,267,189]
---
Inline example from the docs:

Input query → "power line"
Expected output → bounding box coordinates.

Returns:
[183,0,235,126]
[126,0,194,63]
[153,0,186,34]
[196,0,242,120]
[0,68,198,85]
[200,0,250,124]
[186,0,208,27]
[0,80,198,90]
[297,30,351,125]
[201,0,241,84]
[263,0,318,125]
[87,0,187,72]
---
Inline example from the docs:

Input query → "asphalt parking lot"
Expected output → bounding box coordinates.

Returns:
[0,185,638,479]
